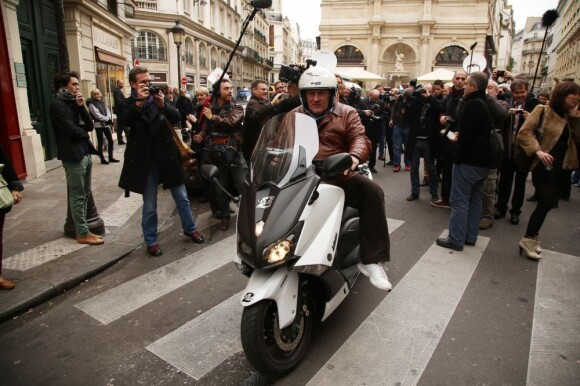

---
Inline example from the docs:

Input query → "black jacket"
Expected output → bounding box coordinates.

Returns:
[113,87,128,116]
[357,98,387,141]
[455,90,492,167]
[242,94,301,160]
[49,97,97,162]
[176,95,195,128]
[0,145,24,214]
[405,94,445,156]
[118,98,183,194]
[503,95,540,158]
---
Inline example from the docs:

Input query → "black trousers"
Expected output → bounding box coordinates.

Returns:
[526,167,563,237]
[116,123,129,144]
[95,126,114,159]
[338,174,390,263]
[496,157,527,215]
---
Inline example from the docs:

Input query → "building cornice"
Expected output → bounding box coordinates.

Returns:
[64,0,136,37]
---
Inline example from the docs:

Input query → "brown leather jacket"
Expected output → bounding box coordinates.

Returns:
[293,102,371,166]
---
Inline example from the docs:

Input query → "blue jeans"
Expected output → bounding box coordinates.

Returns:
[142,163,197,246]
[62,155,92,236]
[393,125,410,166]
[410,139,438,198]
[448,163,489,247]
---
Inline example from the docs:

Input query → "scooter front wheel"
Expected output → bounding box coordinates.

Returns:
[241,299,314,377]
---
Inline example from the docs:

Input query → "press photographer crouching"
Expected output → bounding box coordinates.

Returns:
[119,67,205,257]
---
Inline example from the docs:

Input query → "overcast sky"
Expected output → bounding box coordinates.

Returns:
[281,0,559,40]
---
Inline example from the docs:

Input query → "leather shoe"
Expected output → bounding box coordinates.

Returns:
[509,213,520,225]
[465,240,476,246]
[185,230,205,244]
[526,195,538,202]
[369,167,378,173]
[406,194,418,201]
[77,233,104,245]
[118,141,126,145]
[147,244,163,257]
[109,158,120,163]
[100,158,109,165]
[436,237,463,251]
[493,208,506,219]
[0,278,15,290]
[220,218,230,231]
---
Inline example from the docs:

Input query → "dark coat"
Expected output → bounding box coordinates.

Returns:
[176,95,195,127]
[455,90,492,168]
[113,87,128,116]
[49,97,97,162]
[0,145,24,214]
[242,95,301,160]
[118,99,183,194]
[405,94,445,156]
[502,95,540,158]
[357,98,387,141]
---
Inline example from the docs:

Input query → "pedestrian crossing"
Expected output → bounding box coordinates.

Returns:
[68,218,580,385]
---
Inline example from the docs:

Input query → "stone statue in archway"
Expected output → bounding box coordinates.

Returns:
[394,50,405,71]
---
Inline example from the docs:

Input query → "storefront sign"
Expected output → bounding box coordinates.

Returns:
[92,26,121,55]
[149,72,168,83]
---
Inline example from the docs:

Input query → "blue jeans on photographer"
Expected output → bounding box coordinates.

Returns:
[142,163,198,246]
[393,125,410,166]
[208,146,248,219]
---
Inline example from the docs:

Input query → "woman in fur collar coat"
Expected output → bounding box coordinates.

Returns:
[516,81,580,260]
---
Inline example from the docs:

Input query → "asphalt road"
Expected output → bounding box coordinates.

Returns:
[0,162,579,385]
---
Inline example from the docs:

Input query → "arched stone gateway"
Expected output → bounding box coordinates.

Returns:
[435,45,469,67]
[334,45,365,66]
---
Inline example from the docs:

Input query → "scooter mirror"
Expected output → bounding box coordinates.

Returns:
[200,164,220,181]
[322,153,352,177]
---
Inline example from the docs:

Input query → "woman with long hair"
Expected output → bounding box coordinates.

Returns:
[516,81,580,260]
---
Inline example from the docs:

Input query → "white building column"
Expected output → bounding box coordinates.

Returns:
[4,0,46,179]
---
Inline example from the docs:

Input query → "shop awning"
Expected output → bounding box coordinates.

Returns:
[95,47,127,67]
[336,67,384,81]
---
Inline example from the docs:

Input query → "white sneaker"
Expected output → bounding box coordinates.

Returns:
[358,263,392,291]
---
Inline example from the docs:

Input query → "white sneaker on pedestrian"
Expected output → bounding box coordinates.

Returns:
[358,263,392,291]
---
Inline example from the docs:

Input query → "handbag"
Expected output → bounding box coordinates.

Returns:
[513,107,544,172]
[162,116,197,171]
[0,164,15,210]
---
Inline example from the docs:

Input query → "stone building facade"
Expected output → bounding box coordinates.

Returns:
[319,0,503,88]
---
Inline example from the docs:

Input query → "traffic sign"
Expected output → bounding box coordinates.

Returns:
[133,59,140,67]
[181,77,188,85]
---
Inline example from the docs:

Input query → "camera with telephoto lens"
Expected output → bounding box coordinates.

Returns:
[496,70,505,77]
[412,86,426,98]
[381,92,393,103]
[148,85,161,95]
[279,59,317,83]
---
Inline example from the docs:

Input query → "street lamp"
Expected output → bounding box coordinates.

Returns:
[170,21,185,86]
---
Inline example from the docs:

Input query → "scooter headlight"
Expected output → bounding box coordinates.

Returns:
[262,221,304,266]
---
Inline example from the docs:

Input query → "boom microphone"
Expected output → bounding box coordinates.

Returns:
[250,0,272,9]
[469,42,477,50]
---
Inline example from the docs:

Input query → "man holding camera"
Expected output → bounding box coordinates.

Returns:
[494,78,539,225]
[404,83,444,202]
[359,89,388,173]
[49,71,102,245]
[119,67,205,257]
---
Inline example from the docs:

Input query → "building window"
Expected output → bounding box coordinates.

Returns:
[199,45,208,68]
[184,39,195,65]
[132,30,166,61]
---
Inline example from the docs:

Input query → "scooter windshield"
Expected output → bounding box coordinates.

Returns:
[250,112,319,188]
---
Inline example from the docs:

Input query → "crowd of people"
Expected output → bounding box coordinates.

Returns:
[1,65,578,291]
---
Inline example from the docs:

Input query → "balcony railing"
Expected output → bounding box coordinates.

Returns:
[136,0,157,11]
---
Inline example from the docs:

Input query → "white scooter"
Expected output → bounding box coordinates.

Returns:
[202,111,371,377]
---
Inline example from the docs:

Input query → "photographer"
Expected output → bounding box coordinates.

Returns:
[243,78,301,161]
[404,84,444,202]
[119,67,205,257]
[359,89,388,173]
[389,88,413,172]
[87,89,119,165]
[494,78,540,225]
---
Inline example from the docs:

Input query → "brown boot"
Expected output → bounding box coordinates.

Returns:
[77,233,105,245]
[519,236,541,260]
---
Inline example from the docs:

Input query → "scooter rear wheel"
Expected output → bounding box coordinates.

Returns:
[241,299,314,377]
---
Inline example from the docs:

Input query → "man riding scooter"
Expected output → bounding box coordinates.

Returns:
[293,66,392,291]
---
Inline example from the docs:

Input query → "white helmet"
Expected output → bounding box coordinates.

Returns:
[298,66,337,115]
